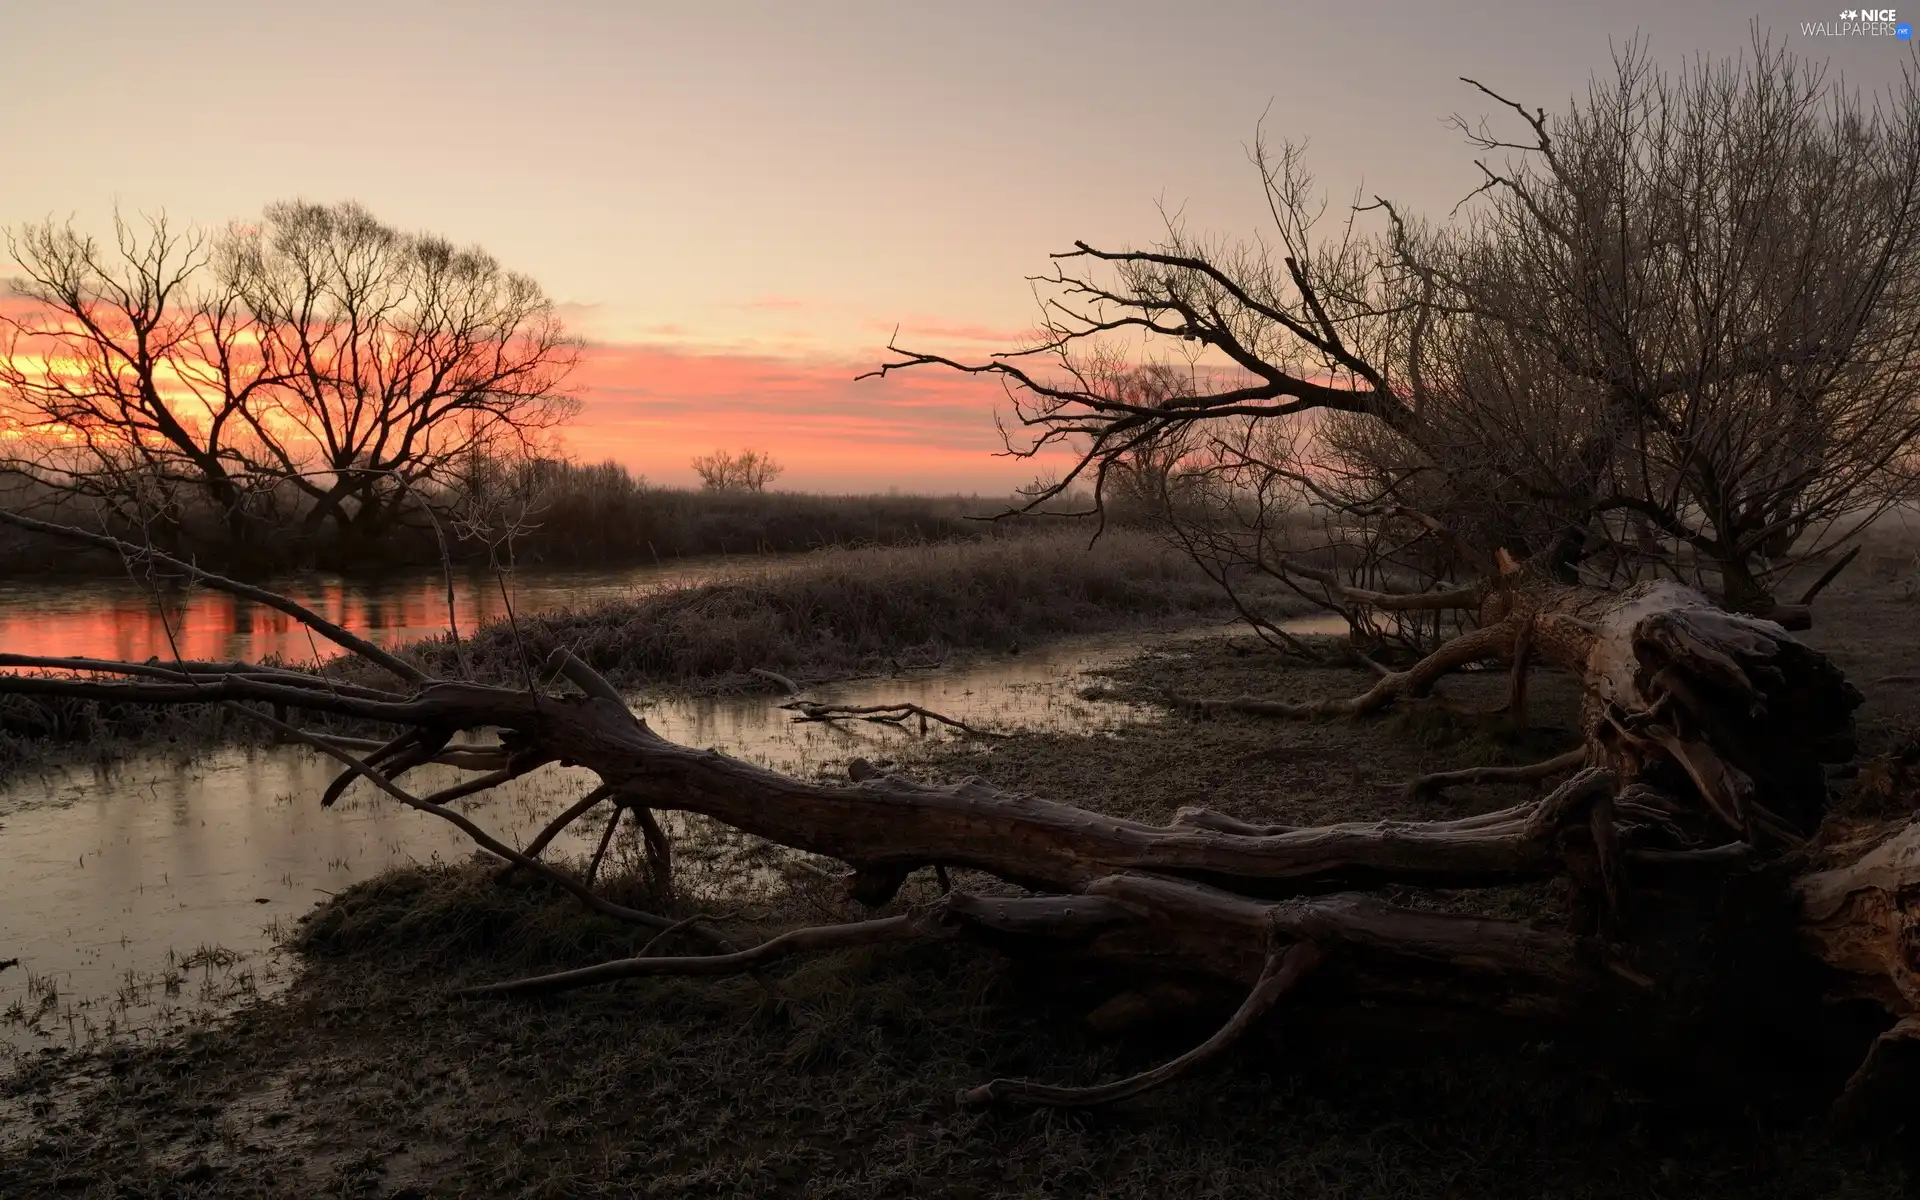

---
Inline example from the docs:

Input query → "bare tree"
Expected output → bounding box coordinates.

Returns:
[1427,40,1920,612]
[222,201,581,556]
[0,213,281,554]
[1,202,581,566]
[869,42,1920,629]
[691,448,785,492]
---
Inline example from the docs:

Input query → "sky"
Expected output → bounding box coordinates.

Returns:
[2,1,1915,492]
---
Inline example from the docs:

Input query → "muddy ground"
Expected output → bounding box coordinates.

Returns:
[3,575,1919,1198]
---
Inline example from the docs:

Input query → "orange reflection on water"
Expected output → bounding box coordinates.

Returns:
[0,564,736,667]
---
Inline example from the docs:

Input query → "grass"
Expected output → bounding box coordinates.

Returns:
[498,463,1016,563]
[429,527,1300,690]
[0,461,1058,575]
[4,540,1919,1196]
[3,609,1916,1195]
[0,527,1300,779]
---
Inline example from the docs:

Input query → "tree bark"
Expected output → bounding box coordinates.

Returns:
[0,512,1907,1113]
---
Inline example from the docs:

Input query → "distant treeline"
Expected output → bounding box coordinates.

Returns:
[0,460,1075,576]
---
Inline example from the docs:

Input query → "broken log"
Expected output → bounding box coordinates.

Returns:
[0,511,1906,1117]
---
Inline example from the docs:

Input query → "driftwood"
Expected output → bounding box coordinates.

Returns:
[779,699,1006,739]
[0,510,1913,1117]
[751,661,1004,737]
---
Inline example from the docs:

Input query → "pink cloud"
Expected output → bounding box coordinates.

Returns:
[866,317,1039,345]
[566,340,1073,492]
[0,290,1074,494]
[735,295,808,311]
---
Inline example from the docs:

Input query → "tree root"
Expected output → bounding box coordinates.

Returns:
[958,941,1323,1108]
[1407,748,1587,799]
[453,914,929,998]
[1165,621,1518,720]
[0,517,1904,1126]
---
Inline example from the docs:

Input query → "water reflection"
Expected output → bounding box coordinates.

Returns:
[0,560,753,666]
[0,625,1212,1056]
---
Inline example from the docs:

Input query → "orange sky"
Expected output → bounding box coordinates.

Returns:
[563,335,1072,493]
[3,2,1914,492]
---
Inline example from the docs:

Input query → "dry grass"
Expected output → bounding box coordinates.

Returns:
[4,616,1915,1196]
[5,538,1920,1197]
[0,462,1041,574]
[431,527,1297,691]
[0,528,1298,777]
[499,464,1011,564]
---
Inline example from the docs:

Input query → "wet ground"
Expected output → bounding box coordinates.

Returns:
[1,582,1915,1197]
[0,619,1356,1056]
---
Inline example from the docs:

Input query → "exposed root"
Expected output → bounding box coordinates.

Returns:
[958,941,1323,1108]
[1518,767,1615,848]
[453,915,930,998]
[1407,748,1587,799]
[1165,621,1518,720]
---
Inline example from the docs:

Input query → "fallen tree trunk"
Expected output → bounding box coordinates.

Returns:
[0,512,1907,1115]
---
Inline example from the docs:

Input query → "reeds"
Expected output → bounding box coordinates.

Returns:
[423,527,1297,688]
[0,528,1299,773]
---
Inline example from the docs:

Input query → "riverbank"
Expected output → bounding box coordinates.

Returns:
[0,528,1305,779]
[421,527,1301,689]
[4,608,1915,1197]
[0,468,1023,576]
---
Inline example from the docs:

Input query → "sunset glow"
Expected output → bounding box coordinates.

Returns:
[559,336,1077,492]
[4,1,1913,493]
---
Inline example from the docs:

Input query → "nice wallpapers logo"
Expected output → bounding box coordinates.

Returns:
[1802,8,1913,36]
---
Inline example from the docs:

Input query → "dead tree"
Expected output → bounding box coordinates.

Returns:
[0,510,1912,1117]
[860,44,1920,640]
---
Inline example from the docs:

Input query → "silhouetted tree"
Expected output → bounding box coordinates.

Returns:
[1,202,581,566]
[0,214,278,553]
[691,448,785,492]
[872,38,1920,626]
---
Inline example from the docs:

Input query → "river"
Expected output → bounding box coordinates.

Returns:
[0,565,1343,1059]
[0,559,766,666]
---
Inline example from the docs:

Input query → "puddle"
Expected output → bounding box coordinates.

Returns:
[1,619,1330,1059]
